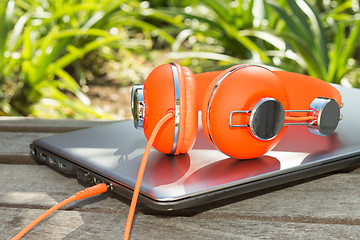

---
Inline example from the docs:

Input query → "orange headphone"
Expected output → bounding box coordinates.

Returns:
[131,63,342,159]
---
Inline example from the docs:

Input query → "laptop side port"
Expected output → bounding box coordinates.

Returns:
[58,161,67,170]
[93,177,113,190]
[39,153,48,162]
[77,169,93,184]
[93,177,104,184]
[48,156,57,166]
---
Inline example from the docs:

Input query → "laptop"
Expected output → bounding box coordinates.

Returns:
[31,85,360,211]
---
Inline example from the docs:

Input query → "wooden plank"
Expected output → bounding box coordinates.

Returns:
[1,165,360,223]
[2,207,360,240]
[1,165,360,239]
[0,132,55,164]
[0,117,115,133]
[0,165,127,212]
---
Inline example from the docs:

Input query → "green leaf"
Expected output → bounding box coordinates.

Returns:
[169,51,239,62]
[238,29,286,51]
[327,22,344,83]
[0,0,13,71]
[295,0,329,74]
[337,20,360,83]
[48,35,122,74]
[323,1,352,19]
[268,2,311,43]
[55,68,90,105]
[203,0,233,23]
[287,0,312,38]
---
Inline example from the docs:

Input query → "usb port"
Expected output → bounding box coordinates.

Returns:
[39,153,47,162]
[58,161,66,170]
[49,157,57,165]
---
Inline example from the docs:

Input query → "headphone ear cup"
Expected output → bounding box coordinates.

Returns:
[143,64,178,154]
[201,65,290,159]
[143,63,197,155]
[175,66,198,154]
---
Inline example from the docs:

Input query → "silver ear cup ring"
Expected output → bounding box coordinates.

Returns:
[169,63,181,155]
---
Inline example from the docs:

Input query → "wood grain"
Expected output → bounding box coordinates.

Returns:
[1,165,359,222]
[2,207,360,240]
[0,132,55,164]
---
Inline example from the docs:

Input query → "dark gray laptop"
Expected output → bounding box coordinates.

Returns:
[31,85,360,211]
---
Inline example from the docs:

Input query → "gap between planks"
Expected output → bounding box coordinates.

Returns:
[0,117,116,133]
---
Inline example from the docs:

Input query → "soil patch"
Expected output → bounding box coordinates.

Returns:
[87,85,132,120]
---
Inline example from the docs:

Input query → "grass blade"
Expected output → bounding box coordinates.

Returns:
[0,0,12,71]
[337,20,360,83]
[55,68,90,105]
[296,0,329,74]
[327,22,344,83]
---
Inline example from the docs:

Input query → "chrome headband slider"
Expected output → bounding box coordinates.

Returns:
[229,97,341,140]
[307,97,340,136]
[131,85,145,129]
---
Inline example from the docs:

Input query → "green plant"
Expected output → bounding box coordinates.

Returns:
[159,0,360,85]
[0,0,174,118]
[162,0,279,66]
[268,0,360,84]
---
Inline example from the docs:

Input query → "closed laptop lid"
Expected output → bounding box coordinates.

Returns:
[33,85,360,202]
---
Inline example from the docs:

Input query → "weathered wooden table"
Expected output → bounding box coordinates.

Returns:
[1,117,360,239]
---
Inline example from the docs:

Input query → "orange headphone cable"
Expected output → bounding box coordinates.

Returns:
[123,111,174,240]
[12,183,109,240]
[285,115,317,122]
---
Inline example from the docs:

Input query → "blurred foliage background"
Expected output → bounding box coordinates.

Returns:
[0,0,359,119]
